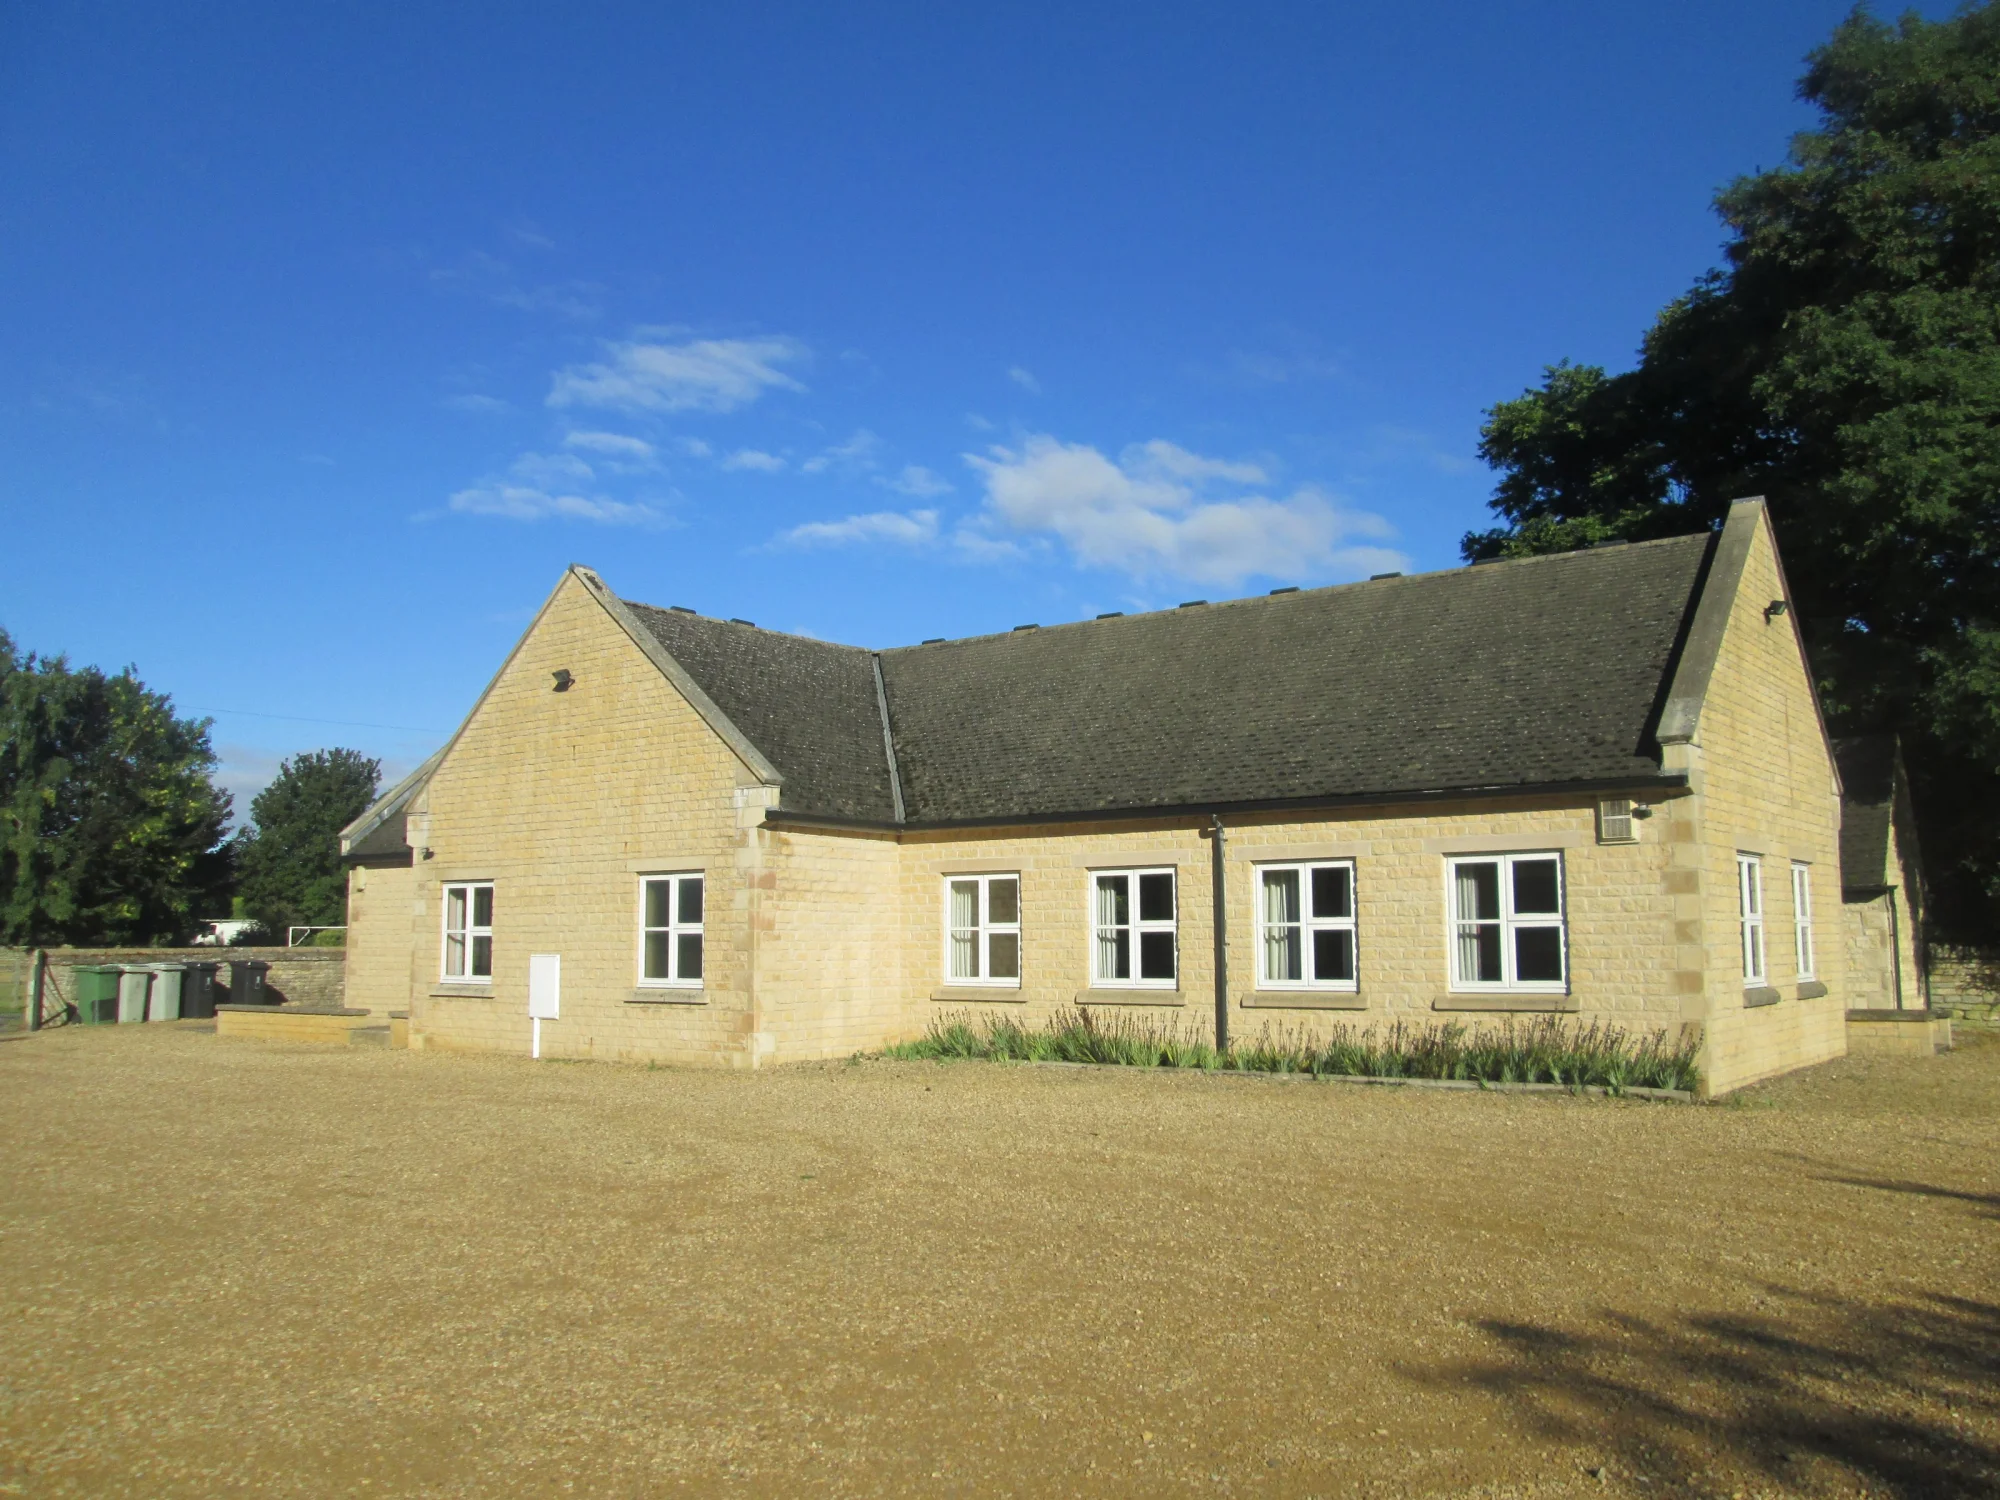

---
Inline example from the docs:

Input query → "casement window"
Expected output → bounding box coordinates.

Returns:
[1791,861,1814,980]
[1738,854,1766,985]
[441,882,494,982]
[1447,854,1566,991]
[944,873,1021,985]
[1092,869,1177,987]
[640,874,704,986]
[1257,861,1358,989]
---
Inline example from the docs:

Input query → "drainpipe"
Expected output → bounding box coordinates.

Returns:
[1210,814,1229,1053]
[1887,887,1905,1011]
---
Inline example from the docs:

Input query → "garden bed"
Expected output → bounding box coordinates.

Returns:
[882,1008,1701,1096]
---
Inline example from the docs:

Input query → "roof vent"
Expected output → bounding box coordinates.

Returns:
[1269,586,1299,595]
[729,618,756,627]
[1013,623,1038,632]
[1369,572,1402,581]
[922,636,945,644]
[1178,599,1208,608]
[1095,611,1124,619]
[670,605,696,614]
[1472,556,1504,565]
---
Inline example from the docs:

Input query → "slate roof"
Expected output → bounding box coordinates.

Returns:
[1832,735,1899,891]
[623,532,1716,828]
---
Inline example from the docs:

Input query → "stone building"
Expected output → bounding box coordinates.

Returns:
[1832,735,1928,1011]
[341,497,1879,1095]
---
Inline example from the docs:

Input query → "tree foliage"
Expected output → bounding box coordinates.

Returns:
[235,749,380,938]
[1467,3,2000,937]
[0,630,233,946]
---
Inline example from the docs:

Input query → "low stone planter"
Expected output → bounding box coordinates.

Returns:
[1846,1008,1952,1057]
[214,1006,377,1046]
[949,1057,1697,1102]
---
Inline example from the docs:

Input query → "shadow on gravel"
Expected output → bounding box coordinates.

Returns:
[1814,1174,2000,1221]
[1421,1287,2000,1497]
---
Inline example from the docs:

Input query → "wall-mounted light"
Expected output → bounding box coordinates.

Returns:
[1764,599,1790,621]
[552,669,574,692]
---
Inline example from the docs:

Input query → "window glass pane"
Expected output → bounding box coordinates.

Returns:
[1512,859,1560,915]
[1463,924,1501,982]
[1311,865,1351,920]
[950,880,978,931]
[1262,869,1300,926]
[447,886,466,933]
[1096,876,1128,928]
[987,877,1019,926]
[950,930,977,979]
[1266,924,1302,983]
[1515,926,1563,982]
[645,880,672,929]
[678,878,703,926]
[644,931,672,980]
[1313,928,1355,983]
[1138,930,1176,981]
[1099,927,1129,980]
[988,931,1019,980]
[471,934,493,977]
[472,885,493,928]
[445,933,465,976]
[677,933,703,981]
[1138,872,1174,922]
[1457,863,1499,922]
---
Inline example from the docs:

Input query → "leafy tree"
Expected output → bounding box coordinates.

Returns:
[1466,3,2000,938]
[0,630,234,945]
[235,749,380,939]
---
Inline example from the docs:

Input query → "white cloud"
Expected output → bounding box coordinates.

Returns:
[679,437,714,459]
[446,451,662,527]
[563,430,657,463]
[778,508,939,549]
[548,335,807,414]
[880,463,952,498]
[962,434,1403,587]
[722,448,786,473]
[800,428,881,475]
[1007,365,1041,394]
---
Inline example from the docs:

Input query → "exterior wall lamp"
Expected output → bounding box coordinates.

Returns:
[1764,599,1790,621]
[552,669,575,691]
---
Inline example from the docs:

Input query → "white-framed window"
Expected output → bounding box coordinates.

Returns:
[1791,861,1814,980]
[1092,868,1177,987]
[1447,854,1566,991]
[1738,854,1766,985]
[1597,797,1636,843]
[639,874,704,986]
[441,881,493,982]
[1257,861,1358,989]
[944,873,1021,985]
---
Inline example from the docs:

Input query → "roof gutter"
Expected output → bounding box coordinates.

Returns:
[759,772,1692,836]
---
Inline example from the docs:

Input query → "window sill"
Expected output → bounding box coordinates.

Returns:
[1796,980,1828,1000]
[628,989,706,1005]
[1433,994,1578,1013]
[1075,988,1183,1006]
[1242,991,1365,1010]
[931,986,1026,1003]
[429,984,495,999]
[1744,987,1783,1008]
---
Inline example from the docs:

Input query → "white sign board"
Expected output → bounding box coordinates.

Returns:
[528,953,561,1020]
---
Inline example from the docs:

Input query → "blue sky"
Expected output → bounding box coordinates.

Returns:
[0,1,1948,815]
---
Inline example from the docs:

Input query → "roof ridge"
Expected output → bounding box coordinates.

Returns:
[622,598,875,654]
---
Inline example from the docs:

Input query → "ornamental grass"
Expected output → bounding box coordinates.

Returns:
[881,1008,1700,1094]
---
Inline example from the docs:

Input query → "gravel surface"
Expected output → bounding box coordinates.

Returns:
[1,1024,1995,1499]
